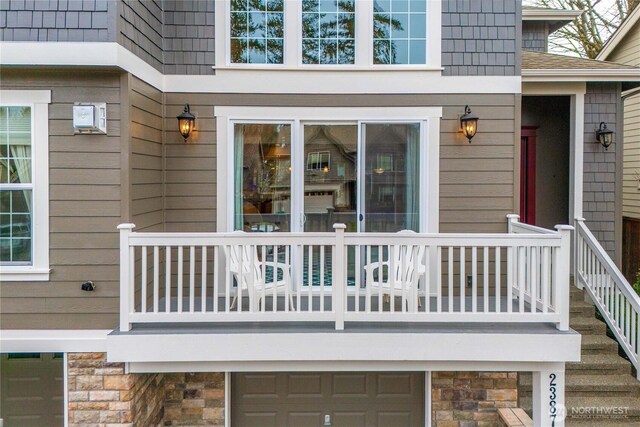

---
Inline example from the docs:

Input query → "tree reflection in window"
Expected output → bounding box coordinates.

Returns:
[230,0,284,64]
[302,0,355,64]
[373,0,427,64]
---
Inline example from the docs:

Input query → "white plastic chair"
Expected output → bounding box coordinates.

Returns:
[226,239,294,312]
[364,230,426,311]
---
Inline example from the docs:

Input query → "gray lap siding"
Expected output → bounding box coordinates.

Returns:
[0,71,519,329]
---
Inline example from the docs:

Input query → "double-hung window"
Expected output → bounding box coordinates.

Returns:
[0,91,50,281]
[218,0,441,68]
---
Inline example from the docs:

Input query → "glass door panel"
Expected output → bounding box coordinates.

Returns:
[234,123,292,232]
[303,124,358,232]
[362,123,420,232]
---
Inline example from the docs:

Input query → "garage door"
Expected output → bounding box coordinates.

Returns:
[232,372,424,427]
[0,353,64,427]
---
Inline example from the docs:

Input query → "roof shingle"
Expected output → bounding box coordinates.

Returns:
[522,50,640,70]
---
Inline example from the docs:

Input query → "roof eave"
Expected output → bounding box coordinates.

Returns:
[597,6,640,60]
[523,69,640,82]
[522,9,583,21]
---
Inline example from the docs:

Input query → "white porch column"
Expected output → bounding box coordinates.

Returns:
[532,364,566,427]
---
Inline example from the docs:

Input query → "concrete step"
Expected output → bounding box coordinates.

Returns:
[519,373,640,397]
[580,334,619,355]
[567,354,632,376]
[570,300,596,318]
[571,317,607,335]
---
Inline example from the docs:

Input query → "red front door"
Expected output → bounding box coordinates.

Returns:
[520,127,537,225]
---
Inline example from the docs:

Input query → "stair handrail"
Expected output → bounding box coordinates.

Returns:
[575,217,640,378]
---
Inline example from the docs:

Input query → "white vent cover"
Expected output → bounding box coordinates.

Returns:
[73,102,107,134]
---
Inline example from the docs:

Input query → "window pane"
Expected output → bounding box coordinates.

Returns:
[0,190,32,264]
[230,0,284,64]
[373,0,427,64]
[0,107,31,184]
[302,0,355,64]
[234,124,291,232]
[303,125,358,233]
[363,123,420,232]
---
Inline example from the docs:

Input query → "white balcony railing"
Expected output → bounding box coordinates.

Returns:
[576,218,640,379]
[118,216,572,332]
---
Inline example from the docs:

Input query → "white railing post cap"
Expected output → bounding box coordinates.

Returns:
[333,223,347,230]
[506,214,520,220]
[575,217,586,222]
[554,224,574,232]
[118,223,136,230]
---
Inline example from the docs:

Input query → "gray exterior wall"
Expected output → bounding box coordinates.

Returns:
[117,0,215,75]
[164,92,519,234]
[3,0,522,78]
[0,72,518,328]
[522,21,547,52]
[0,0,116,42]
[583,82,623,260]
[0,68,123,329]
[117,0,163,72]
[162,0,215,75]
[127,75,164,231]
[441,0,521,76]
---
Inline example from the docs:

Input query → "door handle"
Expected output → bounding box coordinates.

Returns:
[359,214,363,221]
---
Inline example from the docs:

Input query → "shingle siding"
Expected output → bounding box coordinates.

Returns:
[522,21,547,52]
[0,0,115,41]
[583,82,622,258]
[117,0,164,72]
[162,0,214,75]
[441,0,520,76]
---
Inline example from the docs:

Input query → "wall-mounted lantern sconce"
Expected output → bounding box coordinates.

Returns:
[177,104,196,142]
[596,122,614,150]
[460,105,478,143]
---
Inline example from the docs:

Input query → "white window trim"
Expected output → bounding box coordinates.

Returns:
[0,90,51,281]
[215,106,441,234]
[215,0,442,70]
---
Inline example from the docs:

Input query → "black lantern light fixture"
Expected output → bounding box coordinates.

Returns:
[596,122,614,150]
[177,104,196,142]
[460,105,478,143]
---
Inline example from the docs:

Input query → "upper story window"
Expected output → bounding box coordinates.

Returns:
[373,0,427,64]
[302,0,355,65]
[230,0,285,64]
[0,91,50,281]
[218,0,441,69]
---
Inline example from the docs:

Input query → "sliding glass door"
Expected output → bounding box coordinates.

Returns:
[303,124,358,232]
[233,123,292,232]
[361,123,421,232]
[233,121,422,233]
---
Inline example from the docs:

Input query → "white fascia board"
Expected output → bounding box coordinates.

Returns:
[164,72,521,94]
[0,42,522,94]
[1,330,110,353]
[597,5,640,60]
[522,9,583,21]
[523,69,640,82]
[214,106,444,120]
[107,331,581,365]
[129,360,566,374]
